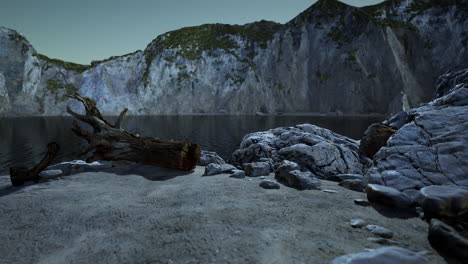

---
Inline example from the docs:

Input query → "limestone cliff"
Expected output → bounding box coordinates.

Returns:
[0,0,466,116]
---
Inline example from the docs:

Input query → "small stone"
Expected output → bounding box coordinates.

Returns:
[354,199,371,207]
[349,219,366,228]
[365,225,394,239]
[229,170,245,179]
[38,169,63,178]
[260,176,266,179]
[259,180,280,189]
[203,163,223,176]
[323,189,337,194]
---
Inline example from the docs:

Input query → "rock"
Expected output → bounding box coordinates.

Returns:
[339,179,365,192]
[366,184,414,208]
[259,180,280,189]
[354,199,371,207]
[359,123,396,159]
[365,225,394,239]
[47,160,112,176]
[330,247,429,264]
[243,162,271,177]
[387,111,411,130]
[229,170,246,179]
[349,219,366,228]
[221,164,236,173]
[428,219,468,264]
[417,185,468,220]
[435,68,468,98]
[323,189,337,194]
[331,174,364,182]
[231,124,364,180]
[275,168,321,190]
[38,169,63,178]
[203,163,223,176]
[365,70,468,191]
[198,151,225,166]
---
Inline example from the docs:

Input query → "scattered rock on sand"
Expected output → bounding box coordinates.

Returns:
[330,246,429,264]
[275,168,321,190]
[366,184,414,208]
[349,219,367,228]
[354,199,371,207]
[38,169,63,178]
[365,225,394,239]
[203,163,223,176]
[417,185,468,220]
[428,219,468,264]
[229,170,246,179]
[259,180,280,189]
[198,150,225,166]
[244,162,271,177]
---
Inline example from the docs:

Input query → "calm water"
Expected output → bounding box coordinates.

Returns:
[0,115,383,174]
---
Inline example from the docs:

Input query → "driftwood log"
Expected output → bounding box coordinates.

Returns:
[10,142,60,186]
[66,93,200,171]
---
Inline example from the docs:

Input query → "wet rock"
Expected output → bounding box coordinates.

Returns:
[366,184,414,208]
[231,124,364,179]
[330,247,429,264]
[359,123,396,159]
[354,199,371,207]
[47,160,112,176]
[275,167,321,190]
[417,185,468,220]
[244,162,271,177]
[365,70,468,191]
[259,180,280,189]
[428,219,468,264]
[365,225,394,239]
[349,219,366,228]
[203,163,223,176]
[38,169,63,178]
[198,150,225,166]
[229,170,245,179]
[339,179,365,192]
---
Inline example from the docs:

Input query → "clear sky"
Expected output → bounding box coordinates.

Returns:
[1,0,384,64]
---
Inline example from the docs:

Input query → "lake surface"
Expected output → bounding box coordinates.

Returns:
[0,115,383,174]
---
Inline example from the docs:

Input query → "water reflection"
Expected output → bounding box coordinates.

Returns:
[0,115,383,174]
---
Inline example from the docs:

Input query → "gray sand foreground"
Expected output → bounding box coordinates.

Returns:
[0,166,443,264]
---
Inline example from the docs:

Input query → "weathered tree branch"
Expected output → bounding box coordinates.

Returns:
[10,142,60,186]
[67,93,200,170]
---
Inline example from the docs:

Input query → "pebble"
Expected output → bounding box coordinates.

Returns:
[349,219,367,228]
[323,189,337,194]
[365,225,394,239]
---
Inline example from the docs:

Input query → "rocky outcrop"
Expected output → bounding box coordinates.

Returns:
[365,69,468,191]
[1,0,467,116]
[231,124,365,180]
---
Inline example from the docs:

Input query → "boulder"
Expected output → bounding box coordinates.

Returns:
[386,111,411,130]
[259,180,280,189]
[243,162,271,177]
[330,247,429,264]
[428,219,468,264]
[198,150,225,166]
[365,69,468,191]
[339,179,365,192]
[231,124,365,180]
[221,164,237,173]
[203,163,223,176]
[229,170,246,179]
[359,123,396,159]
[366,184,414,208]
[417,185,468,221]
[275,169,321,190]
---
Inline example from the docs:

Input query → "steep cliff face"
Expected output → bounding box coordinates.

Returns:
[0,0,467,116]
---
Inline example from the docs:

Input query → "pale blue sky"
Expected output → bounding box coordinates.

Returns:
[0,0,384,64]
